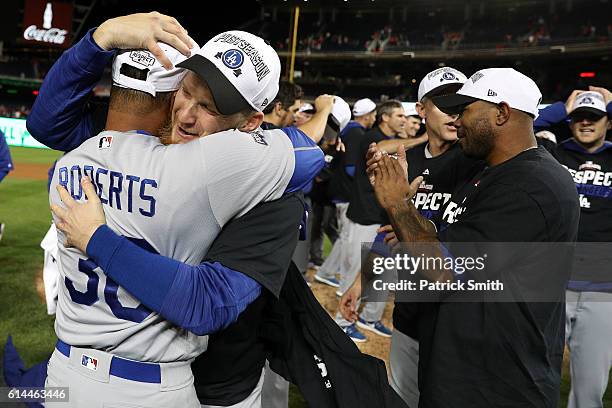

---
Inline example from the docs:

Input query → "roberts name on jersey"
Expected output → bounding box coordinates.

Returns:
[57,164,158,217]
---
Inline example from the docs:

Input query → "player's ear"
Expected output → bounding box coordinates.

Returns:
[238,111,264,132]
[273,102,284,117]
[416,102,426,120]
[495,102,511,126]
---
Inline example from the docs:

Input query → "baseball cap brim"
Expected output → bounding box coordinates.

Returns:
[327,115,341,133]
[177,54,252,115]
[569,107,607,119]
[431,94,480,115]
[421,83,463,101]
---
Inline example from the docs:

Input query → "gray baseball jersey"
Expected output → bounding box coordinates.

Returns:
[49,128,294,363]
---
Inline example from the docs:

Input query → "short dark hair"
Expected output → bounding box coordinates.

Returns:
[376,100,403,124]
[108,86,174,115]
[263,80,304,114]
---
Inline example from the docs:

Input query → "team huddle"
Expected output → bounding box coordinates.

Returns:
[16,10,612,408]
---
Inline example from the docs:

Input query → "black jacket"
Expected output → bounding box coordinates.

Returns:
[265,262,408,408]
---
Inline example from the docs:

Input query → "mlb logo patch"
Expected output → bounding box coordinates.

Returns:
[99,136,113,149]
[81,354,98,371]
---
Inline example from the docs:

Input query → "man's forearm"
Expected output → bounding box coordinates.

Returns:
[533,101,567,131]
[377,135,427,154]
[386,201,453,282]
[387,201,436,242]
[298,107,332,143]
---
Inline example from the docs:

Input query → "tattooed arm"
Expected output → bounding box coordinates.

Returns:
[370,147,452,283]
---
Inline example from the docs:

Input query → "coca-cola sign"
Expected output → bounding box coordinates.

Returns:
[22,0,73,48]
[23,26,67,44]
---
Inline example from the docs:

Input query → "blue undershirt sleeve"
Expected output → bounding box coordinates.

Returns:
[281,127,325,193]
[86,225,262,335]
[534,102,568,131]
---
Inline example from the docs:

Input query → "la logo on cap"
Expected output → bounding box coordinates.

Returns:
[441,72,456,81]
[214,50,244,78]
[222,49,244,69]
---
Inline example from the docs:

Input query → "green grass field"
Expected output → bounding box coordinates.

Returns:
[7,146,64,165]
[0,147,61,369]
[0,146,609,407]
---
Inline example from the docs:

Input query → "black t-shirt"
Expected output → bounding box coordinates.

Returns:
[536,136,557,154]
[551,139,612,284]
[419,147,580,408]
[193,193,304,405]
[393,142,483,339]
[347,126,393,225]
[327,122,367,203]
[310,138,343,205]
[551,139,612,242]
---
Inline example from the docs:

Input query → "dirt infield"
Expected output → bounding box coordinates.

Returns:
[10,162,51,180]
[307,268,393,367]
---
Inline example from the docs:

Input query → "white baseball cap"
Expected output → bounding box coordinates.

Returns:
[418,67,467,101]
[352,98,377,117]
[432,68,542,118]
[112,42,196,96]
[329,96,351,132]
[177,30,281,115]
[570,91,607,118]
[402,102,419,118]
